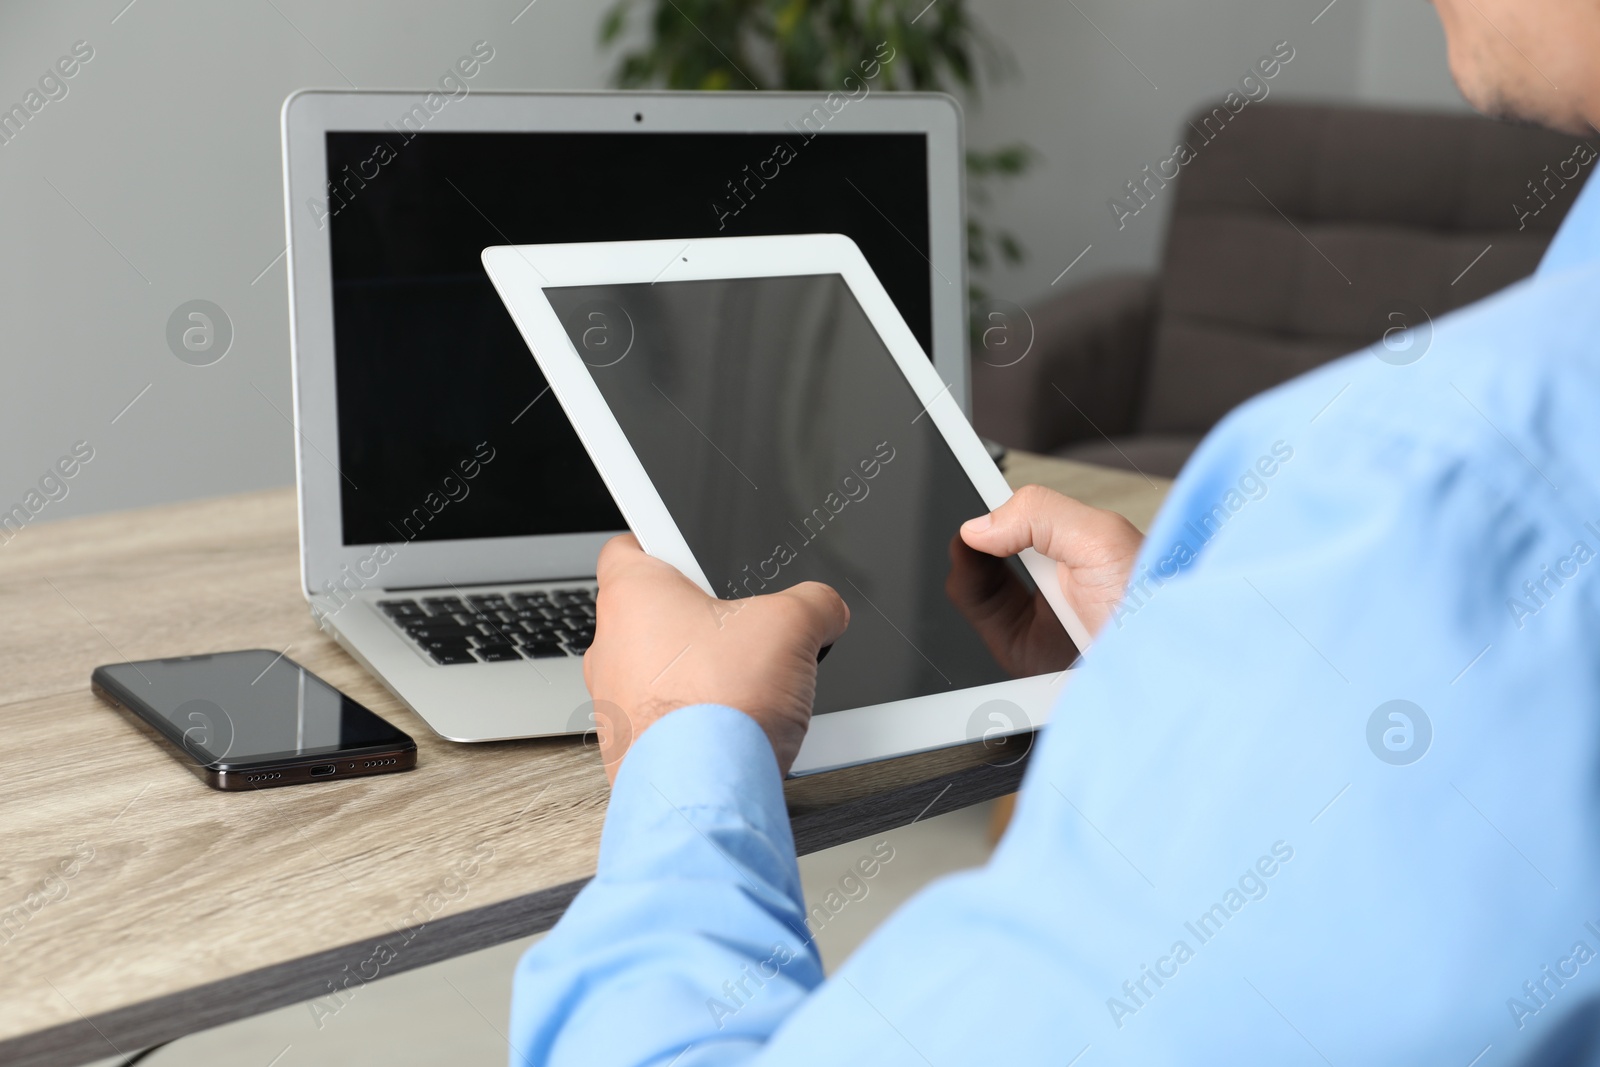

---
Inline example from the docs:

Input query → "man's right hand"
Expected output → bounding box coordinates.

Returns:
[583,534,850,783]
[950,485,1144,669]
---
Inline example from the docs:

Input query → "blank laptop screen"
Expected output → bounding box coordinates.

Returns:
[323,130,931,547]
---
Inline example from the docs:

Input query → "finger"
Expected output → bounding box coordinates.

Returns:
[778,581,852,648]
[596,532,645,582]
[946,533,1034,625]
[960,484,1136,566]
[944,535,1035,675]
[596,532,685,588]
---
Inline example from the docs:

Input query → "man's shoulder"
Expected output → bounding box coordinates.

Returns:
[1208,260,1600,495]
[1133,260,1600,586]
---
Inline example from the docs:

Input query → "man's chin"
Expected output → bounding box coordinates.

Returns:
[1453,67,1593,134]
[1496,101,1597,136]
[1475,91,1554,130]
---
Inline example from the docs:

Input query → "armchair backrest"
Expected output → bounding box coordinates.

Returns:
[1139,100,1589,435]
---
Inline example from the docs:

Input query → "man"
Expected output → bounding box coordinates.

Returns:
[509,0,1600,1061]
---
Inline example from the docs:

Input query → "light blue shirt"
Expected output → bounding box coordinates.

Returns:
[509,173,1600,1066]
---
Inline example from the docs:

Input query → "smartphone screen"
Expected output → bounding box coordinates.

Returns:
[94,650,412,768]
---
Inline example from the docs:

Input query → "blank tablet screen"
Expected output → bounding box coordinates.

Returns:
[543,274,1078,715]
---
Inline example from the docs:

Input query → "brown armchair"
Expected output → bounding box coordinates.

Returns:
[974,101,1590,477]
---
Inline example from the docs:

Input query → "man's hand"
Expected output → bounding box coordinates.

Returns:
[955,485,1144,648]
[582,535,850,783]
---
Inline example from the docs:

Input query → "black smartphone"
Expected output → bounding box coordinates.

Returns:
[91,650,417,791]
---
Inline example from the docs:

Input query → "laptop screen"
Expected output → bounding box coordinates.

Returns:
[324,130,931,548]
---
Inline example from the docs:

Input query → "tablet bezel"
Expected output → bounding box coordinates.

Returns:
[482,234,1088,774]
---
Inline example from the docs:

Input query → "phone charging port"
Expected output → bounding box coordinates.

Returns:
[310,764,336,777]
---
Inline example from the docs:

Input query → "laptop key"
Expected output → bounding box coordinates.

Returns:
[406,614,469,629]
[476,645,523,662]
[408,624,475,640]
[473,633,515,647]
[522,641,568,659]
[429,648,478,665]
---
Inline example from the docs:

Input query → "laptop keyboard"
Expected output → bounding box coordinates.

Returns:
[376,588,596,666]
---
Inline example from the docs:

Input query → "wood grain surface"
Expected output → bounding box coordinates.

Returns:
[1002,449,1169,533]
[0,454,1168,1066]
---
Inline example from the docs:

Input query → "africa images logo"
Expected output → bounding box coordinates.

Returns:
[1366,700,1431,766]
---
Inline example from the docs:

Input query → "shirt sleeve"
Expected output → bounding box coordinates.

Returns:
[507,704,824,1067]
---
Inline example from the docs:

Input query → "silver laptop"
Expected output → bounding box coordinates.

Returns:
[279,89,968,742]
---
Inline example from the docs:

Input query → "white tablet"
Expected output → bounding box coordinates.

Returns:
[482,234,1088,774]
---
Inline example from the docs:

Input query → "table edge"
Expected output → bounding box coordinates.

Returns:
[8,747,1031,1067]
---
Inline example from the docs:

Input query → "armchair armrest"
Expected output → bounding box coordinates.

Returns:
[971,272,1159,455]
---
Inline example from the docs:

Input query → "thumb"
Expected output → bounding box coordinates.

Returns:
[779,581,851,649]
[596,532,647,581]
[960,484,1125,566]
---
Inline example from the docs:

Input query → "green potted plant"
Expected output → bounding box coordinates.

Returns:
[598,0,1033,315]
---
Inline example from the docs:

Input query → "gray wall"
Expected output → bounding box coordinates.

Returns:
[0,0,1466,525]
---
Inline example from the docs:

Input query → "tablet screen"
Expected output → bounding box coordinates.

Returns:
[544,274,1079,715]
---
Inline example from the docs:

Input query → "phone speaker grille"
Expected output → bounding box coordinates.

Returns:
[363,758,397,768]
[246,772,282,782]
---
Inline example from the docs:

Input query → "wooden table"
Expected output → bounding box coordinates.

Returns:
[0,451,1168,1067]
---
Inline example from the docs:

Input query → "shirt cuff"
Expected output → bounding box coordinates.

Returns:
[598,704,799,886]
